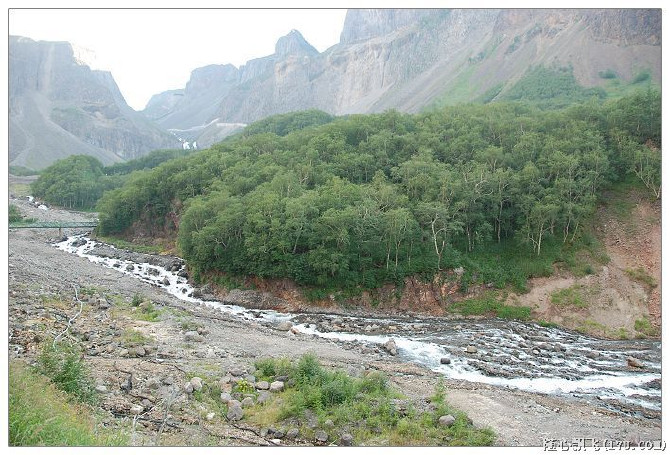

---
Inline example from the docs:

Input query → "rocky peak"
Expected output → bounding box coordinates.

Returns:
[339,9,438,43]
[274,29,318,57]
[185,64,239,95]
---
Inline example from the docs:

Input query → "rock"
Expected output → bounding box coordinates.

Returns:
[145,377,161,390]
[220,392,233,403]
[257,391,271,404]
[286,428,299,439]
[466,345,477,354]
[315,430,328,443]
[340,433,354,446]
[241,396,254,408]
[438,415,456,427]
[130,405,144,415]
[226,403,244,421]
[627,356,644,368]
[161,277,170,286]
[129,346,146,357]
[229,367,245,377]
[126,264,134,271]
[276,321,293,331]
[184,382,194,394]
[324,419,335,428]
[273,428,286,439]
[270,381,285,392]
[190,377,203,391]
[206,412,216,421]
[256,381,270,390]
[184,331,204,342]
[95,385,108,393]
[384,339,398,356]
[118,348,130,357]
[532,349,541,356]
[440,357,451,365]
[244,374,256,384]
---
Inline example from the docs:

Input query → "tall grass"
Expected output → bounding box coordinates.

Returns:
[9,361,127,446]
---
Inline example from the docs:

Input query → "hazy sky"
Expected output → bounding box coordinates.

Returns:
[9,9,348,110]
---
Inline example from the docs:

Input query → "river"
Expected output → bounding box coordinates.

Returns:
[55,234,662,418]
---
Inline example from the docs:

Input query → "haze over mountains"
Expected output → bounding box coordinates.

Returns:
[9,9,661,170]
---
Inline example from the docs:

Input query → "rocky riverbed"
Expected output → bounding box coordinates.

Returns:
[7,195,663,446]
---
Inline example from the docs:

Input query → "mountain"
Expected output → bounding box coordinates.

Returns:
[9,36,177,171]
[144,9,661,147]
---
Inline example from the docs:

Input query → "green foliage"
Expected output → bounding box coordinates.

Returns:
[34,343,97,405]
[632,69,651,84]
[93,91,659,296]
[31,155,107,209]
[550,285,589,308]
[96,236,163,254]
[598,69,617,79]
[501,65,606,108]
[9,204,24,223]
[247,354,494,446]
[625,267,657,288]
[9,165,39,176]
[9,361,127,446]
[103,148,194,175]
[447,292,531,320]
[242,109,334,137]
[634,317,659,337]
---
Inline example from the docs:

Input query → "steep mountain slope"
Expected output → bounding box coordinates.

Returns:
[9,36,177,170]
[144,8,660,147]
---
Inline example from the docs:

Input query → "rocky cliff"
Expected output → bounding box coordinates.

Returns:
[9,36,177,171]
[145,8,660,147]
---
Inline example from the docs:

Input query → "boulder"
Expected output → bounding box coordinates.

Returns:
[184,331,204,342]
[190,377,203,391]
[627,356,644,369]
[229,367,245,377]
[220,392,232,403]
[340,433,354,446]
[438,414,456,427]
[440,357,451,365]
[257,390,271,404]
[276,321,293,332]
[270,381,285,392]
[226,403,244,421]
[466,345,477,354]
[384,339,398,356]
[130,405,144,415]
[256,381,270,390]
[315,430,328,443]
[286,428,299,440]
[184,382,194,394]
[161,277,170,286]
[241,396,254,408]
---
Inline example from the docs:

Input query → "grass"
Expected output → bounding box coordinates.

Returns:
[634,317,660,338]
[9,361,127,446]
[550,285,589,309]
[95,235,164,254]
[119,328,152,347]
[447,292,531,320]
[34,342,97,405]
[625,267,657,288]
[246,354,495,446]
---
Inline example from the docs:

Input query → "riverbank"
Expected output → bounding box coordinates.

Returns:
[7,194,662,446]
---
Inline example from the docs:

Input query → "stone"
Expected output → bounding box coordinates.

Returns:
[256,380,270,390]
[627,356,644,369]
[270,381,285,392]
[257,391,271,404]
[324,419,335,429]
[220,392,233,403]
[244,374,256,384]
[162,277,170,286]
[95,385,108,393]
[226,403,244,421]
[129,346,146,357]
[126,264,134,271]
[384,339,398,356]
[206,412,216,421]
[130,405,144,415]
[466,345,477,354]
[286,428,299,439]
[241,396,254,408]
[273,428,286,439]
[229,367,245,377]
[440,357,451,365]
[190,377,203,391]
[184,331,204,342]
[145,377,161,390]
[340,433,354,446]
[315,430,328,443]
[438,415,456,427]
[184,382,194,394]
[276,321,293,331]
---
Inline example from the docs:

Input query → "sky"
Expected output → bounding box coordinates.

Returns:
[9,8,348,110]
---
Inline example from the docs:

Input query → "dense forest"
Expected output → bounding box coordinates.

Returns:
[88,88,660,293]
[31,148,194,210]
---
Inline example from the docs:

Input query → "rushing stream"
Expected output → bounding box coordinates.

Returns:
[55,234,662,417]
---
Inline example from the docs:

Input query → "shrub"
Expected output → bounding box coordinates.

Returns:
[34,343,97,405]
